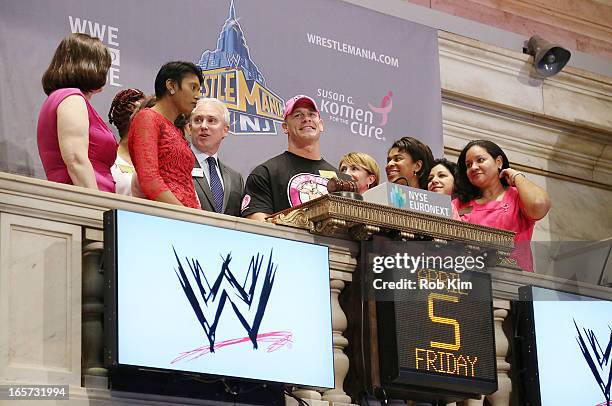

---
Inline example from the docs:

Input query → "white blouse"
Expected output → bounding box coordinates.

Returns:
[111,155,135,196]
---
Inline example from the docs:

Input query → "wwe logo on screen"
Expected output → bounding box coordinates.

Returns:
[173,247,277,353]
[574,320,612,405]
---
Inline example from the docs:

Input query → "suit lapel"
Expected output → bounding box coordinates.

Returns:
[219,160,231,213]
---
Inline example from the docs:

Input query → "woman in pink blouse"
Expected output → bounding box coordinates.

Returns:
[453,140,551,272]
[37,33,116,192]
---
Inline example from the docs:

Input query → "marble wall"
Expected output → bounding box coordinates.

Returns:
[405,0,612,58]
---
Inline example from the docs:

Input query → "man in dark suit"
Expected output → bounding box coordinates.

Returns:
[189,98,244,216]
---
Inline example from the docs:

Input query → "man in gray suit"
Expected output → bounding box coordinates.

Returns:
[189,98,244,216]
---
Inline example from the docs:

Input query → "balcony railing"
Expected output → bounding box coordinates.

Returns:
[1,171,610,405]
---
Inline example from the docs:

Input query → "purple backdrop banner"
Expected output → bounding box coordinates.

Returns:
[0,0,442,181]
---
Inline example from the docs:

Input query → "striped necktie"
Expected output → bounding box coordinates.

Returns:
[206,156,224,212]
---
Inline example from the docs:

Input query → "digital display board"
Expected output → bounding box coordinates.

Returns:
[386,270,496,383]
[362,238,497,399]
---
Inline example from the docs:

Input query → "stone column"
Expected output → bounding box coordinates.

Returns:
[462,302,512,406]
[292,388,323,402]
[82,241,107,388]
[322,278,352,404]
[487,303,512,406]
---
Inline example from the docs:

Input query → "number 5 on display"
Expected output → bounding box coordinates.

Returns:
[428,293,461,351]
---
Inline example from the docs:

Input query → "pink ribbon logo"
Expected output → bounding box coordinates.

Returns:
[368,91,393,126]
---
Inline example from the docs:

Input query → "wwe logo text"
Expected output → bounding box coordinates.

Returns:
[574,320,612,405]
[173,247,276,353]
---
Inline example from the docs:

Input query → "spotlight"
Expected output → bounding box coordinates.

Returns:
[523,35,571,77]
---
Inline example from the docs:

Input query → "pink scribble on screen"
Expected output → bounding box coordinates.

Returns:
[171,330,293,364]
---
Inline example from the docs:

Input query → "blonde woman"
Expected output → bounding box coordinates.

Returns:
[338,152,380,194]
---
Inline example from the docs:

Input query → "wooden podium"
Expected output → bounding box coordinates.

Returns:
[268,194,514,254]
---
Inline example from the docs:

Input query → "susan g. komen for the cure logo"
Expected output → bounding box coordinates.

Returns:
[317,88,394,142]
[170,247,291,364]
[574,319,612,405]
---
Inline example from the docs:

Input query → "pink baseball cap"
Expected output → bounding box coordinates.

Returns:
[283,95,319,119]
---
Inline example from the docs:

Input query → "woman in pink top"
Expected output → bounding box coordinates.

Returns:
[453,140,551,272]
[37,33,117,192]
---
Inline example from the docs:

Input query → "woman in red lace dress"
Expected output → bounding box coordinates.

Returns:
[128,62,203,208]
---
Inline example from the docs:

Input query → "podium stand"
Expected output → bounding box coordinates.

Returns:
[268,194,513,253]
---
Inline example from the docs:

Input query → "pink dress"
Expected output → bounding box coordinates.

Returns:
[37,88,117,192]
[452,187,535,272]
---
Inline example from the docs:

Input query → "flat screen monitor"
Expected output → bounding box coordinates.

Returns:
[104,209,334,396]
[516,286,612,406]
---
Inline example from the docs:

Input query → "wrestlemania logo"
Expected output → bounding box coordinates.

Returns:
[196,0,284,135]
